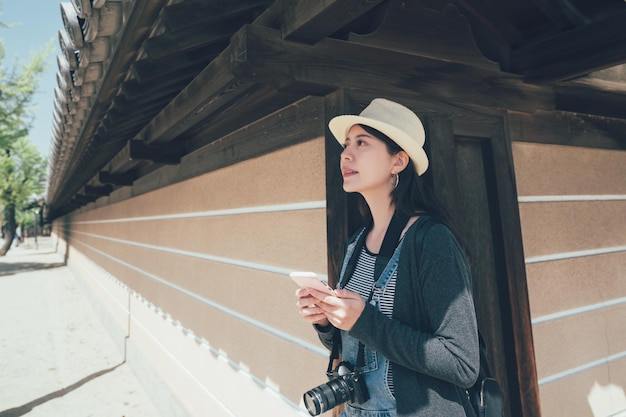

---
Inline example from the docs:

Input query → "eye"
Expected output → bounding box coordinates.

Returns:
[356,139,366,146]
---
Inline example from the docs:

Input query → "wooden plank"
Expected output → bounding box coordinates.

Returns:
[488,121,541,417]
[184,87,305,152]
[132,45,218,82]
[507,110,626,150]
[348,0,499,71]
[121,76,190,101]
[530,0,580,29]
[135,47,255,145]
[108,142,139,175]
[84,184,113,197]
[455,0,523,46]
[230,24,554,113]
[279,0,386,43]
[509,10,626,82]
[129,140,186,164]
[161,0,272,33]
[98,171,137,185]
[555,78,626,119]
[143,21,237,59]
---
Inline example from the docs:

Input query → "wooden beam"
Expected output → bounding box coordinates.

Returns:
[132,44,219,82]
[230,24,553,113]
[347,1,499,71]
[84,184,114,197]
[99,170,137,186]
[134,48,255,145]
[72,194,96,205]
[161,0,271,33]
[530,0,582,29]
[184,86,304,152]
[129,140,186,164]
[278,0,387,43]
[143,21,235,59]
[507,110,626,150]
[508,10,626,83]
[555,78,626,120]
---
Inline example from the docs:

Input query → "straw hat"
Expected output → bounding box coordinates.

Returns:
[328,98,429,176]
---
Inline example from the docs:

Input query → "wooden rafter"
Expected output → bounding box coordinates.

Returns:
[508,10,626,83]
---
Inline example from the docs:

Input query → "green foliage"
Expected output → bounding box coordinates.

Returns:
[0,39,48,150]
[0,136,46,206]
[0,13,50,253]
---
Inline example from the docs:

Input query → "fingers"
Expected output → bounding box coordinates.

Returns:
[295,287,365,331]
[315,291,365,331]
[295,287,330,326]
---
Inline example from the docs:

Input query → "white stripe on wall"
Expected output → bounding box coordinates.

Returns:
[538,350,626,386]
[525,246,626,264]
[71,236,328,358]
[518,195,626,203]
[532,296,626,325]
[71,201,327,225]
[71,229,328,280]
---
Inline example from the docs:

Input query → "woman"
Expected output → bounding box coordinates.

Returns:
[296,98,479,416]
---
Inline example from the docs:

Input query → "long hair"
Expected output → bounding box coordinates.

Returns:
[357,124,467,249]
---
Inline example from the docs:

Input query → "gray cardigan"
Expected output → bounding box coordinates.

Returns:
[317,218,479,416]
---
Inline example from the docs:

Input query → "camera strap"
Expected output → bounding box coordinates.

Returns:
[328,210,409,373]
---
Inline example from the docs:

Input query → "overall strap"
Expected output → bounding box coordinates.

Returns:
[356,211,409,369]
[329,211,409,369]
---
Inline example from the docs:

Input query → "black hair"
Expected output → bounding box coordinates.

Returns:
[356,124,467,249]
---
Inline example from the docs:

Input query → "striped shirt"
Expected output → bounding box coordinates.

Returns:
[344,246,397,318]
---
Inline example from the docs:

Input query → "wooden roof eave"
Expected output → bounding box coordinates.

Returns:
[47,0,170,214]
[229,24,554,113]
[507,10,626,83]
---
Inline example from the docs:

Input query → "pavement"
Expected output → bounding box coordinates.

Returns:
[0,236,164,417]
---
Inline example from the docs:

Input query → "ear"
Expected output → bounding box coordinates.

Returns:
[391,150,410,174]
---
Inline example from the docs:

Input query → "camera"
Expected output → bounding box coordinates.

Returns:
[303,361,369,416]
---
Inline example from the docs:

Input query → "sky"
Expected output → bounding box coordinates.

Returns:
[1,0,63,158]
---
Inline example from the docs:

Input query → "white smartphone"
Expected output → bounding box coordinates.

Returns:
[290,271,334,294]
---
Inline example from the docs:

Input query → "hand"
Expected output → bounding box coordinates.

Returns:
[295,287,330,327]
[307,288,366,331]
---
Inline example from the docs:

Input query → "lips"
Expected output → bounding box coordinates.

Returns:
[342,169,358,178]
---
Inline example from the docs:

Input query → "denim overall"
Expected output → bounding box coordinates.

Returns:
[337,227,406,417]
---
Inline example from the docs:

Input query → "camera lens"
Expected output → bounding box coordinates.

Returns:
[303,378,351,416]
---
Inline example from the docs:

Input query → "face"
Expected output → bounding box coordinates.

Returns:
[340,125,406,197]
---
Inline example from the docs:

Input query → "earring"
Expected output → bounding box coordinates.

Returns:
[391,173,399,189]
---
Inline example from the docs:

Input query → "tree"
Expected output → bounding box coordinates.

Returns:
[0,32,49,255]
[0,137,46,255]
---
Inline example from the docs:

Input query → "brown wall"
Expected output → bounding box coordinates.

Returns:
[512,142,626,417]
[53,137,330,416]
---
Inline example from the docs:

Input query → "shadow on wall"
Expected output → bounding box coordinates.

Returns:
[588,382,626,416]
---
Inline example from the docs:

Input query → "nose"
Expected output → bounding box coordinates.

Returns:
[340,144,352,160]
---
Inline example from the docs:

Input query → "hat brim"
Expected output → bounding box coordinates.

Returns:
[329,115,429,176]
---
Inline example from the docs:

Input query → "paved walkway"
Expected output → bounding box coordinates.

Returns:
[0,237,163,417]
